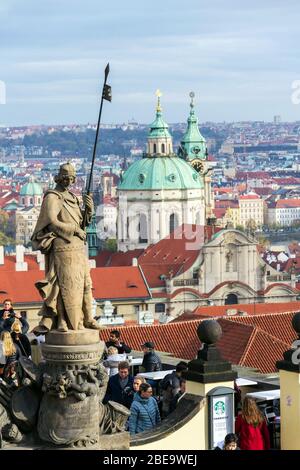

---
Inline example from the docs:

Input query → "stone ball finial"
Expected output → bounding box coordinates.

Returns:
[292,312,300,336]
[197,320,222,345]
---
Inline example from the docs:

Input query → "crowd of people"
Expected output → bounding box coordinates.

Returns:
[0,305,274,447]
[0,299,31,385]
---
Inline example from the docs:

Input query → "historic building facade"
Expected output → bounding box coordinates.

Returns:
[117,92,207,251]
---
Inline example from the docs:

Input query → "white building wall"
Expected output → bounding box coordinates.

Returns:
[117,188,205,251]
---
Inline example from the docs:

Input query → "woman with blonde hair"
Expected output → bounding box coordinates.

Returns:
[0,330,21,379]
[103,345,127,377]
[235,397,270,450]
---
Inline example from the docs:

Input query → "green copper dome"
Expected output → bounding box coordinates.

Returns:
[179,93,207,161]
[20,180,43,196]
[118,156,203,191]
[148,111,172,140]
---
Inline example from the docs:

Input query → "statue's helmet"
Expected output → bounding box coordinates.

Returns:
[58,162,76,178]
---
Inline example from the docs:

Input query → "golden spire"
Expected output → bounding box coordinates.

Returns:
[155,89,162,113]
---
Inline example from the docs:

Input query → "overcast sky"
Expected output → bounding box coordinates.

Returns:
[0,0,299,125]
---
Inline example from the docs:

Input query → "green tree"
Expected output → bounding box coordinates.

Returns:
[104,238,117,252]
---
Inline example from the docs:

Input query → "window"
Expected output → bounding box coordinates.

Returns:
[155,303,165,313]
[169,213,178,234]
[20,311,27,318]
[153,143,157,153]
[139,214,148,243]
[225,293,238,305]
[161,143,165,153]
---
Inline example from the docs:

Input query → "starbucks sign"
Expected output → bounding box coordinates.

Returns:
[208,387,235,449]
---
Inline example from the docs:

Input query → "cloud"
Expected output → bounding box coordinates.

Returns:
[0,1,299,124]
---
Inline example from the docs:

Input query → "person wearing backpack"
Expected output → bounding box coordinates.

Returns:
[160,362,188,418]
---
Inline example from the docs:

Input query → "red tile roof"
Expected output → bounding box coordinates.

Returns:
[228,311,295,345]
[99,319,202,361]
[0,265,151,304]
[276,198,300,208]
[240,194,261,200]
[92,249,144,268]
[99,311,296,373]
[138,224,222,288]
[0,270,43,304]
[213,208,227,218]
[193,301,300,317]
[91,266,151,300]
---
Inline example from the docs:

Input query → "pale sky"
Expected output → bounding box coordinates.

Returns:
[0,0,300,125]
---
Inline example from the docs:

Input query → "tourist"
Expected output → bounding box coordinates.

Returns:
[133,375,146,392]
[10,319,31,358]
[169,378,186,414]
[0,331,21,380]
[103,361,134,409]
[0,299,29,335]
[105,330,132,355]
[160,361,188,417]
[128,383,161,435]
[235,397,270,450]
[141,342,162,372]
[103,346,127,377]
[215,433,240,450]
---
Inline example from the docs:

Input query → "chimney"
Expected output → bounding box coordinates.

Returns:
[37,251,45,271]
[132,258,138,266]
[0,246,4,265]
[15,245,28,271]
[89,259,96,269]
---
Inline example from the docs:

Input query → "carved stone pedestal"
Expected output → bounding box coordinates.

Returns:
[37,330,104,448]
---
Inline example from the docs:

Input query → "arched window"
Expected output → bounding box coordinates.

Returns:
[126,216,130,239]
[139,214,148,243]
[153,143,157,154]
[155,303,165,313]
[161,143,165,154]
[225,293,238,305]
[169,213,178,234]
[195,211,202,225]
[30,198,33,205]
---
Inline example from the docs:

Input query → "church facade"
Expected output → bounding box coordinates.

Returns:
[117,92,208,251]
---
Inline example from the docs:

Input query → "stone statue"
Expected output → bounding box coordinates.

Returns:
[31,163,101,333]
[226,249,233,263]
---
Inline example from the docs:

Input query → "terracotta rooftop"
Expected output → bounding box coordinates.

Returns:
[276,198,300,208]
[0,265,151,304]
[99,311,296,373]
[192,301,300,318]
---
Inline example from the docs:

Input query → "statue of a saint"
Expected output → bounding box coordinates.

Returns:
[31,163,101,334]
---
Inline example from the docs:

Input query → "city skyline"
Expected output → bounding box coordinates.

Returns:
[0,0,300,126]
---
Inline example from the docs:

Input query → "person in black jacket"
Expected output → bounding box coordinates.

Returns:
[105,330,131,355]
[0,299,15,332]
[141,342,162,372]
[103,361,134,409]
[0,299,29,335]
[10,319,31,358]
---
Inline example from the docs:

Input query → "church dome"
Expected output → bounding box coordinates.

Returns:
[118,155,203,191]
[20,179,43,196]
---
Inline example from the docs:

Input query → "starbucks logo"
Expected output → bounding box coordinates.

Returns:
[214,400,225,416]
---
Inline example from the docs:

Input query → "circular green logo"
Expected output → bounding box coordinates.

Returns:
[214,400,225,416]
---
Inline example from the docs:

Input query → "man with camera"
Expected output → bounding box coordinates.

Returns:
[0,299,29,334]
